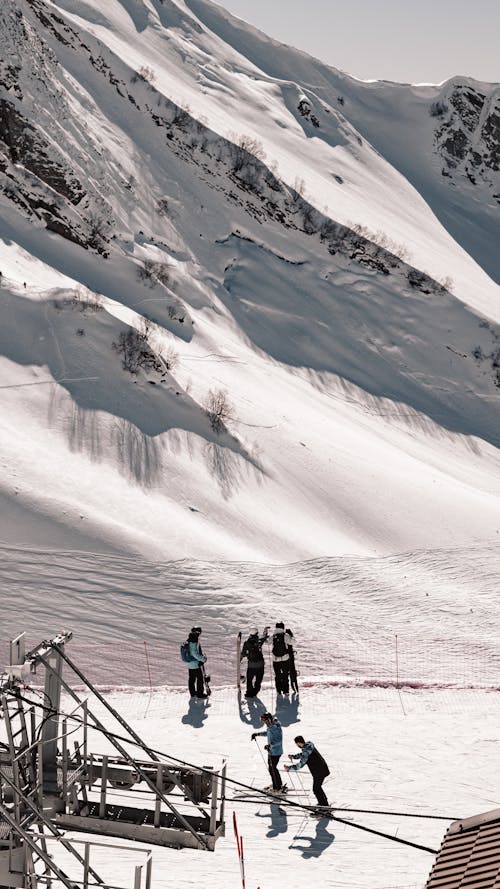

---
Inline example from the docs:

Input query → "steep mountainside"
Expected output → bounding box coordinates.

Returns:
[0,0,499,561]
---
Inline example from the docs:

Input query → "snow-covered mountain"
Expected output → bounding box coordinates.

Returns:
[1,0,499,561]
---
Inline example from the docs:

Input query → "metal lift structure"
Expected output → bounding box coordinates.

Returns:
[0,632,226,888]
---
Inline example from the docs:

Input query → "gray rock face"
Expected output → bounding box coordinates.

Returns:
[434,83,500,191]
[0,98,84,203]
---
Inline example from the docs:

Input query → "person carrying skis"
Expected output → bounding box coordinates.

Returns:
[286,627,298,693]
[240,626,269,698]
[284,735,331,812]
[186,627,208,699]
[272,622,293,694]
[251,712,286,793]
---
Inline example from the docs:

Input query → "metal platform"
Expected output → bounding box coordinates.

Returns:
[56,802,224,850]
[1,631,228,887]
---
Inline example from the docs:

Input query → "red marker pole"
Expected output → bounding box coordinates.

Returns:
[233,811,246,889]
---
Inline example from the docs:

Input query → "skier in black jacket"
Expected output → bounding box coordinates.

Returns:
[284,735,331,811]
[272,622,293,694]
[240,627,269,697]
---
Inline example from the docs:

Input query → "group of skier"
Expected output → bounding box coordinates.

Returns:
[182,621,298,701]
[252,711,331,815]
[181,623,332,816]
[240,622,298,698]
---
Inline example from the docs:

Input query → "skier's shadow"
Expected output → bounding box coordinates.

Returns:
[181,698,210,729]
[237,691,267,727]
[275,692,300,726]
[255,802,288,838]
[291,817,335,858]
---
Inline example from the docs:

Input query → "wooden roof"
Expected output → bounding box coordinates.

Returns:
[425,808,500,888]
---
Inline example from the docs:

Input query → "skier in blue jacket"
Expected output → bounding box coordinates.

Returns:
[251,712,286,792]
[187,627,208,699]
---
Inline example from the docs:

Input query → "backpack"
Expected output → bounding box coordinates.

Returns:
[180,640,191,663]
[272,632,287,658]
[245,637,263,663]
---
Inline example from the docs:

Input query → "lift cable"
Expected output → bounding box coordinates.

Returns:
[6,685,443,855]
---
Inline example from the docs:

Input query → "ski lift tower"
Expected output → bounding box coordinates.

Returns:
[0,631,226,888]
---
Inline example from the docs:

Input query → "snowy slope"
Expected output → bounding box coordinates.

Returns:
[51,0,500,298]
[0,0,499,563]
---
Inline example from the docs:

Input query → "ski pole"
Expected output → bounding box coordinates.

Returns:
[295,768,309,802]
[253,736,268,770]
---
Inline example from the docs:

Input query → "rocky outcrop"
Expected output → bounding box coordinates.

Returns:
[0,99,84,203]
[433,82,500,193]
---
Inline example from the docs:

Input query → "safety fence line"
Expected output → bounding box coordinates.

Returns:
[1,637,499,690]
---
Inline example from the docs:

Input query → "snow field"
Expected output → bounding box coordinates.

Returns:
[50,683,500,889]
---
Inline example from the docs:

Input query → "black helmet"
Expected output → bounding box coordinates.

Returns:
[191,626,202,634]
[260,712,273,723]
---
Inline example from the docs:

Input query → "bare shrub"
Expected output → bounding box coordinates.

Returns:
[132,66,156,84]
[167,304,185,322]
[156,197,169,217]
[301,202,321,234]
[154,262,170,286]
[163,345,179,372]
[229,133,266,172]
[348,223,412,265]
[171,102,192,129]
[87,213,109,251]
[320,220,341,243]
[137,260,156,284]
[407,269,433,292]
[204,388,234,433]
[237,164,263,191]
[264,160,281,191]
[113,323,166,374]
[438,275,455,293]
[293,177,306,198]
[59,288,104,313]
[137,259,170,287]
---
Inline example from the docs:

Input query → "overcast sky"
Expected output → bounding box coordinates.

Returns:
[214,0,499,84]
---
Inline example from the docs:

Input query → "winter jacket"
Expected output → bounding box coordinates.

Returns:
[255,718,283,756]
[272,628,293,663]
[187,635,207,670]
[241,631,268,668]
[288,742,330,779]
